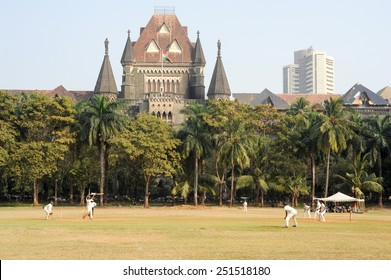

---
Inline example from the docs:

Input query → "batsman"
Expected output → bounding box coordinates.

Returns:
[83,192,103,220]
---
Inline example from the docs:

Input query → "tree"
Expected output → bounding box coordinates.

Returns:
[77,95,127,207]
[218,118,254,207]
[128,113,181,208]
[10,93,75,205]
[317,97,355,197]
[178,103,213,206]
[334,153,383,198]
[362,114,391,206]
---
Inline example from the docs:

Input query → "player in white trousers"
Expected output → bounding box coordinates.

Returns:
[43,201,54,220]
[303,204,311,218]
[319,202,327,222]
[83,193,96,220]
[313,200,321,220]
[283,202,298,228]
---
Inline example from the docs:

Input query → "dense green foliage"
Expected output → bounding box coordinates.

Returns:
[0,91,390,207]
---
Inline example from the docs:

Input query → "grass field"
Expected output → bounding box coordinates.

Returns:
[1,205,391,260]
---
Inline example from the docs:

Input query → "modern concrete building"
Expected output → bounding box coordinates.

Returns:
[283,47,334,94]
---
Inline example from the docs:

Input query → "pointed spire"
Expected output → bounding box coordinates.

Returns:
[207,40,231,99]
[94,38,118,97]
[192,31,206,65]
[121,30,135,65]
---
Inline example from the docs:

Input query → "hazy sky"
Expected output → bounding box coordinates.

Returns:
[1,0,390,94]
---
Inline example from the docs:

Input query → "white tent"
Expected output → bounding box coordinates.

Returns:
[315,192,365,212]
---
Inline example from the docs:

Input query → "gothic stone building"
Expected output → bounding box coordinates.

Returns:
[94,10,231,126]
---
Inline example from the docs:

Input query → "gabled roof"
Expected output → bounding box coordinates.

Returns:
[192,31,206,65]
[342,83,388,106]
[120,30,135,65]
[207,40,231,98]
[94,39,118,95]
[233,89,289,109]
[133,14,194,63]
[377,86,391,104]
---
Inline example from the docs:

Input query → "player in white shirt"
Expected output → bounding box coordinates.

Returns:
[303,203,311,218]
[243,200,248,212]
[83,193,96,220]
[313,200,321,220]
[43,201,54,220]
[283,202,298,228]
[319,202,327,222]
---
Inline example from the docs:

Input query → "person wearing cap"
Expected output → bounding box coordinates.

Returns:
[283,202,298,228]
[83,193,96,220]
[43,201,54,220]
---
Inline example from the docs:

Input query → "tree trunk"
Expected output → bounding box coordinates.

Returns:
[99,140,105,207]
[311,152,316,208]
[378,152,383,207]
[144,175,150,208]
[325,147,331,197]
[229,165,235,208]
[80,184,85,205]
[33,178,39,206]
[54,180,58,206]
[194,157,198,206]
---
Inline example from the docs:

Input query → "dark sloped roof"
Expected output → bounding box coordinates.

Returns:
[207,40,231,98]
[121,31,135,65]
[94,40,118,95]
[233,89,289,109]
[343,83,388,105]
[192,32,206,65]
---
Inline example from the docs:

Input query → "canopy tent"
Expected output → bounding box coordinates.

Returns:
[315,192,365,212]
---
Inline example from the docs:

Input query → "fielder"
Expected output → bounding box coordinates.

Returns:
[43,201,54,220]
[313,200,321,220]
[243,200,248,212]
[283,202,298,228]
[303,203,311,218]
[319,202,327,222]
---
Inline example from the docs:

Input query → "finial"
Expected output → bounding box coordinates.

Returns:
[197,31,200,38]
[105,38,109,55]
[217,40,221,57]
[127,29,131,38]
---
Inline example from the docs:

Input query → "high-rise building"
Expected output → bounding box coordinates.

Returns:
[283,47,334,94]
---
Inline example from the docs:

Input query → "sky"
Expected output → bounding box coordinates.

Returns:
[1,0,390,94]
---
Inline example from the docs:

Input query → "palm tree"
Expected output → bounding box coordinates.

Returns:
[317,97,355,197]
[77,95,126,206]
[178,103,213,206]
[362,114,391,206]
[218,118,254,207]
[334,153,383,198]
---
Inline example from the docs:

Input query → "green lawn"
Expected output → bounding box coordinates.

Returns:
[1,205,390,260]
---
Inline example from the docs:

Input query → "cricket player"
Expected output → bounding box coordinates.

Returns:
[303,204,311,218]
[83,193,96,220]
[43,201,54,220]
[283,202,298,228]
[319,202,327,222]
[313,200,321,220]
[243,200,248,212]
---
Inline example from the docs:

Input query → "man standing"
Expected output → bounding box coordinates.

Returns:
[319,202,327,222]
[43,201,54,220]
[303,204,311,218]
[313,200,321,220]
[83,193,96,220]
[283,202,298,228]
[243,200,248,212]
